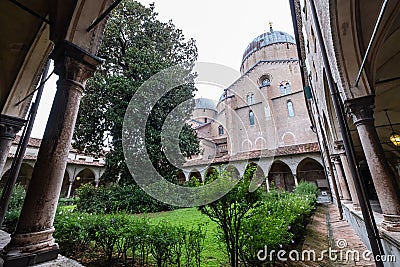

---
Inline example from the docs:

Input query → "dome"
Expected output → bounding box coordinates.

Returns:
[242,27,295,64]
[194,98,217,111]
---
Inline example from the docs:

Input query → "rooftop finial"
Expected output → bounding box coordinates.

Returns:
[269,21,273,32]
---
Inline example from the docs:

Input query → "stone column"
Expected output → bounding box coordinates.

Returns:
[293,174,299,186]
[338,150,360,210]
[3,41,102,265]
[347,95,400,231]
[0,115,25,176]
[330,154,352,202]
[66,182,73,199]
[330,163,343,199]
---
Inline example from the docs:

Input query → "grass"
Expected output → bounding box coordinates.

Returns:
[135,208,228,267]
[56,205,228,265]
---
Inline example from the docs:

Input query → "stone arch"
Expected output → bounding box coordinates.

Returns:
[245,162,266,188]
[205,166,219,182]
[224,165,240,179]
[241,139,252,151]
[268,161,295,192]
[329,0,373,98]
[255,137,267,150]
[176,170,186,185]
[296,157,327,190]
[189,169,202,182]
[0,163,34,189]
[282,132,295,146]
[71,168,96,196]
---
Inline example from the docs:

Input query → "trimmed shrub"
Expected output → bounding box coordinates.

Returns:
[54,211,207,266]
[238,183,318,266]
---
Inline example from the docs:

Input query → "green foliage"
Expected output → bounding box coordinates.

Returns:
[53,210,94,255]
[138,208,225,266]
[58,197,77,206]
[73,1,200,184]
[55,181,317,266]
[184,223,207,267]
[75,183,173,214]
[239,215,294,266]
[198,166,263,267]
[185,176,202,187]
[54,209,207,266]
[2,184,25,232]
[294,181,319,199]
[239,184,317,266]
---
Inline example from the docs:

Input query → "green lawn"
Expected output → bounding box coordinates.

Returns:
[135,208,228,267]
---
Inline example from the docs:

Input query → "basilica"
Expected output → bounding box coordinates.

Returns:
[182,26,329,198]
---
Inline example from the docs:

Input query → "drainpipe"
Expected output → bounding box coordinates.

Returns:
[0,60,51,226]
[288,0,342,216]
[308,0,384,265]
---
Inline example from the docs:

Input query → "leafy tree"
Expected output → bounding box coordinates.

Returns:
[198,166,263,267]
[73,1,200,184]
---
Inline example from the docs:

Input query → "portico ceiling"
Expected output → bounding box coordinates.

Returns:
[348,0,400,166]
[0,0,77,113]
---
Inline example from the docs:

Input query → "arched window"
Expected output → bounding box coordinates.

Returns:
[249,110,255,125]
[218,125,224,136]
[285,82,291,93]
[262,78,270,87]
[259,74,272,87]
[280,84,285,95]
[287,101,295,117]
[246,94,255,105]
[280,82,291,96]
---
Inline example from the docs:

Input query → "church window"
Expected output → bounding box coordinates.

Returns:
[259,74,272,87]
[287,101,295,117]
[262,78,270,87]
[249,110,255,125]
[246,94,255,105]
[280,82,291,95]
[218,125,224,136]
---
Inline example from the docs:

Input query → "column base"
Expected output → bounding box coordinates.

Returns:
[382,214,400,232]
[7,227,56,253]
[1,227,59,266]
[1,245,59,267]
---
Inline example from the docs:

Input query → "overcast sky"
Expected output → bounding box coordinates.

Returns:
[30,0,294,138]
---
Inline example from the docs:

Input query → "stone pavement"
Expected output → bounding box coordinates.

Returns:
[0,230,83,267]
[289,203,376,267]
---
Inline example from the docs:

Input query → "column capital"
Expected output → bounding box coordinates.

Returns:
[333,140,345,153]
[52,41,103,91]
[330,154,340,162]
[0,114,26,140]
[345,95,375,127]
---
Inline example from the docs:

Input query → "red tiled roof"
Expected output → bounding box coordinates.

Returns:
[7,153,105,167]
[184,142,320,167]
[13,135,42,148]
